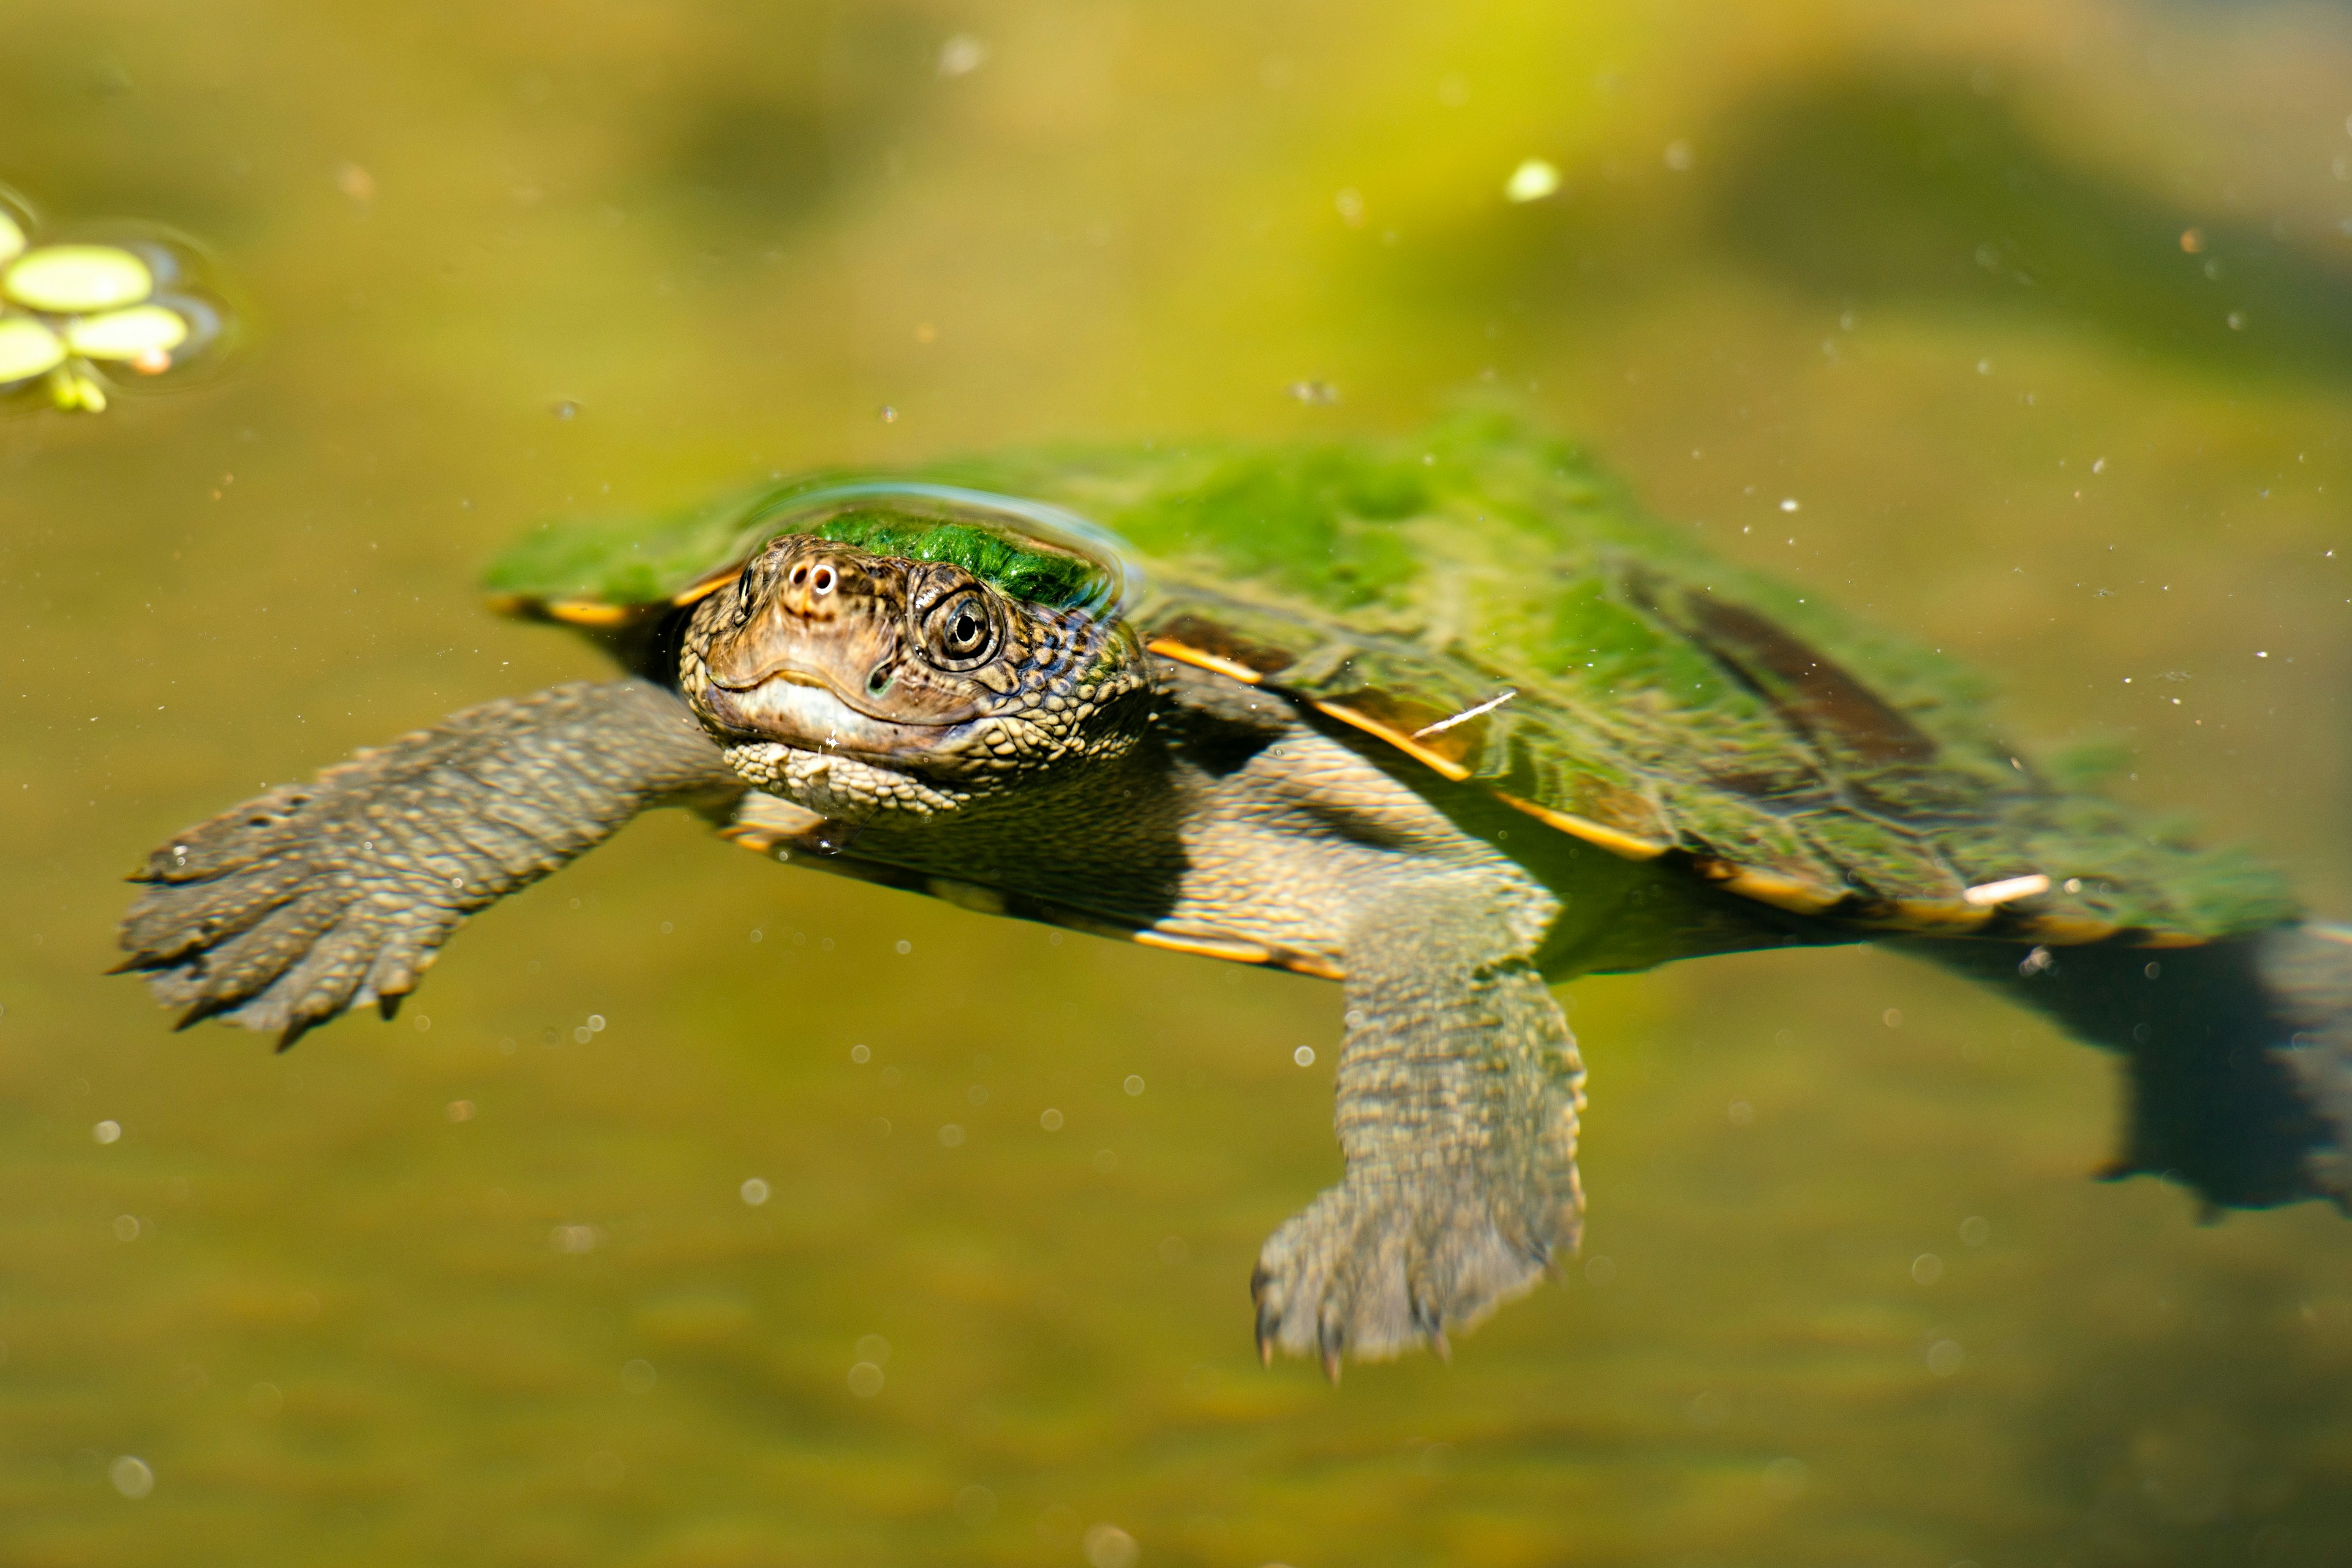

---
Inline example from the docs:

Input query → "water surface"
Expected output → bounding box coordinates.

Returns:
[5,2,2352,1564]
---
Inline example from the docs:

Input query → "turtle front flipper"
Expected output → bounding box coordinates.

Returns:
[116,679,737,1048]
[1251,880,1585,1379]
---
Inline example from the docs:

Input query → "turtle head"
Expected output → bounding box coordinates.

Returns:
[682,530,1152,820]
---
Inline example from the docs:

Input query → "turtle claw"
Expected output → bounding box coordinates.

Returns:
[377,992,404,1023]
[1250,1267,1276,1367]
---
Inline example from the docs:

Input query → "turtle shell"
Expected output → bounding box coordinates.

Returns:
[482,411,2296,949]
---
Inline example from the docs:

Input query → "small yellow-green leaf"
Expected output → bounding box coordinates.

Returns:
[0,211,24,266]
[0,315,66,382]
[64,304,189,362]
[53,367,108,412]
[4,244,153,313]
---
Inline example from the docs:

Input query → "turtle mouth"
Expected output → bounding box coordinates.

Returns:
[701,669,973,763]
[707,663,987,727]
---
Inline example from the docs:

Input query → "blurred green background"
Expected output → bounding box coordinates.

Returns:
[6,1,2352,1564]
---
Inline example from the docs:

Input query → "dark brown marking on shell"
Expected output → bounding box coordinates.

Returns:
[1678,594,1938,766]
[1143,614,1298,677]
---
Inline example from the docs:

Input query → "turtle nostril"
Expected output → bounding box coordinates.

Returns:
[812,565,837,595]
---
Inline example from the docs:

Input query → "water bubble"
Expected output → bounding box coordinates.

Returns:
[413,1013,432,1033]
[1123,1074,1145,1096]
[584,1451,624,1487]
[1335,187,1367,225]
[2227,310,2247,331]
[1882,1008,1904,1028]
[740,1177,771,1206]
[1158,1235,1188,1265]
[550,1224,600,1254]
[1093,1148,1117,1173]
[967,1085,987,1106]
[1959,1216,1991,1246]
[855,1334,891,1365]
[1082,1523,1139,1568]
[1926,1338,1965,1376]
[621,1359,656,1393]
[587,1014,606,1033]
[109,1456,154,1499]
[113,1215,141,1242]
[850,1043,871,1064]
[1912,1253,1945,1286]
[878,405,899,424]
[92,1119,122,1145]
[659,921,674,935]
[1040,1108,1064,1131]
[955,1483,998,1525]
[1286,379,1340,404]
[550,399,579,420]
[847,1360,885,1397]
[1584,1254,1617,1285]
[571,1026,592,1044]
[1664,140,1694,172]
[1292,1046,1316,1066]
[1727,1099,1754,1125]
[1763,1457,1809,1498]
[445,1100,475,1123]
[1504,159,1560,203]
[1976,358,1993,375]
[937,34,988,77]
[1779,497,1798,513]
[938,1123,965,1148]
[895,939,911,954]
[749,928,764,943]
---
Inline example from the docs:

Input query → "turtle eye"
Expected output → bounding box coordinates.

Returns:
[924,590,999,669]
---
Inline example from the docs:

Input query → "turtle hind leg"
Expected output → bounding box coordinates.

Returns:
[1910,928,2352,1214]
[116,679,737,1044]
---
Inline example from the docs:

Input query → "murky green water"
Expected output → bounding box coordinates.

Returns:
[7,3,2352,1564]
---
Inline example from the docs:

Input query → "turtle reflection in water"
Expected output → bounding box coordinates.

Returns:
[118,415,2352,1376]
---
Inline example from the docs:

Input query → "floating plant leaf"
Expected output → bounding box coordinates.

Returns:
[4,245,153,314]
[65,304,189,364]
[0,315,66,383]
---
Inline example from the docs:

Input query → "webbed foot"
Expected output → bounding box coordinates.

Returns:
[116,680,733,1046]
[1250,1163,1580,1378]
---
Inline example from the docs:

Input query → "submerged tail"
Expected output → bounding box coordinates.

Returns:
[1909,925,2352,1214]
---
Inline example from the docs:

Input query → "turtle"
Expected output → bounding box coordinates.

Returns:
[116,409,2352,1374]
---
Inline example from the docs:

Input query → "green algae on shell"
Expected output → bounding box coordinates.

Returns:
[0,315,66,383]
[486,481,1135,619]
[4,244,154,314]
